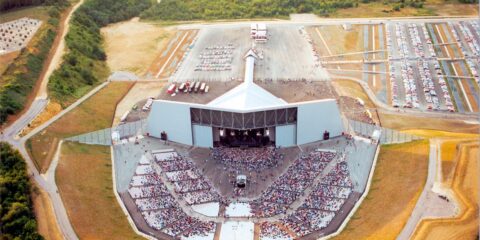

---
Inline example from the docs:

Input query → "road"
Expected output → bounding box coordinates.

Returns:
[0,1,86,240]
[37,0,85,99]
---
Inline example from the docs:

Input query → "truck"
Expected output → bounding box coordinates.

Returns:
[194,81,201,93]
[167,84,176,94]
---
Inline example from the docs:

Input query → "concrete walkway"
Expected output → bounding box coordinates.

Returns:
[397,139,458,240]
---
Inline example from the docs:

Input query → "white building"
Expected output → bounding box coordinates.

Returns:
[146,49,344,148]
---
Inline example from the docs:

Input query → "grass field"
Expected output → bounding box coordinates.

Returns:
[411,142,479,240]
[56,142,142,240]
[27,82,133,173]
[333,140,429,240]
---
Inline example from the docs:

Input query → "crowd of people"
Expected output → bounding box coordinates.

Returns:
[260,222,292,240]
[127,147,355,239]
[128,153,217,239]
[276,157,354,238]
[212,146,284,171]
[250,151,336,217]
[154,152,222,205]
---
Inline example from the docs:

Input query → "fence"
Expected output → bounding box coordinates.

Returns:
[65,119,147,146]
[346,119,422,144]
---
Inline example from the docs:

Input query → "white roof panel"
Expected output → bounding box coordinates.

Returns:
[207,81,287,111]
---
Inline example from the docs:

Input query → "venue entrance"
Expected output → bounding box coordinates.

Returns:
[213,127,274,147]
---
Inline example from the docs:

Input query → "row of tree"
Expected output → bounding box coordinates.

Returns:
[0,142,43,240]
[0,0,44,11]
[48,0,151,106]
[0,1,69,124]
[140,0,357,20]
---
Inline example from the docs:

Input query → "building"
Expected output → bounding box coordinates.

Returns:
[146,49,344,148]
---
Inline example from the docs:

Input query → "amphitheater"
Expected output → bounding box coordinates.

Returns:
[109,33,385,240]
[66,22,422,240]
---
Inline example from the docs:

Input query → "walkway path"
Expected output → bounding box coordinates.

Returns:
[37,0,85,99]
[0,1,88,239]
[397,138,458,240]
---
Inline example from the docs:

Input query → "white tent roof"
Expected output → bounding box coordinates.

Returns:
[207,82,287,111]
[208,49,286,111]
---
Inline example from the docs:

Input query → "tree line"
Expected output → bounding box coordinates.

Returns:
[0,142,43,240]
[140,0,357,20]
[48,0,151,106]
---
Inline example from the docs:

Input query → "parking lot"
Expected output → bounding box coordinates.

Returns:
[172,24,329,82]
[386,20,479,113]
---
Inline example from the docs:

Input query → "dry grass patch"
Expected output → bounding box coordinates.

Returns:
[32,182,63,240]
[20,102,63,137]
[56,142,141,240]
[314,25,363,56]
[0,51,20,76]
[440,140,458,182]
[411,143,479,240]
[379,113,479,134]
[27,82,133,173]
[332,79,376,108]
[333,140,429,240]
[101,18,173,75]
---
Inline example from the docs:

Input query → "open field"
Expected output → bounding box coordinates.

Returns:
[332,140,429,240]
[27,82,133,173]
[379,113,480,133]
[102,18,174,76]
[330,1,478,18]
[57,142,141,240]
[307,25,364,59]
[411,142,479,240]
[147,29,198,79]
[31,181,62,240]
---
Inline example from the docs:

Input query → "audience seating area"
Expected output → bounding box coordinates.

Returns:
[212,146,284,171]
[154,152,222,205]
[127,153,216,239]
[127,148,356,239]
[250,151,336,218]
